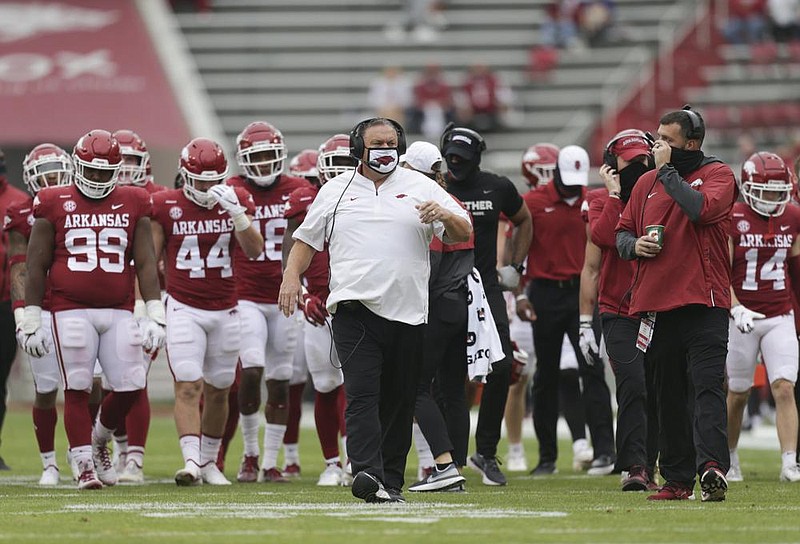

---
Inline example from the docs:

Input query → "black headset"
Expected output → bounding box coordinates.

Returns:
[681,104,704,141]
[349,117,407,160]
[602,129,655,170]
[439,123,487,156]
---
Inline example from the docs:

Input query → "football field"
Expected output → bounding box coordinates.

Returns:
[1,407,800,543]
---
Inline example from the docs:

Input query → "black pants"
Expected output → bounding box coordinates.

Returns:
[529,280,615,464]
[416,290,469,466]
[648,305,730,484]
[602,314,656,471]
[332,302,423,490]
[0,301,16,446]
[474,287,512,459]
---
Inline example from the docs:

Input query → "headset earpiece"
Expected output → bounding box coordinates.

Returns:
[349,117,406,160]
[681,105,703,141]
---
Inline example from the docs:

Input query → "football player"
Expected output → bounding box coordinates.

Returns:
[227,122,311,483]
[151,137,262,486]
[726,152,800,483]
[288,148,320,186]
[278,134,355,486]
[22,130,167,490]
[6,144,72,485]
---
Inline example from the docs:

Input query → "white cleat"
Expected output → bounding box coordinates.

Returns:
[76,459,103,490]
[92,444,117,486]
[113,450,127,474]
[506,452,528,472]
[780,464,800,482]
[118,460,144,484]
[66,450,80,482]
[201,463,231,485]
[572,439,594,471]
[38,465,60,486]
[726,464,744,482]
[317,463,345,486]
[175,463,202,486]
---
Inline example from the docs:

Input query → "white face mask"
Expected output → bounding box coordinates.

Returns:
[366,148,398,175]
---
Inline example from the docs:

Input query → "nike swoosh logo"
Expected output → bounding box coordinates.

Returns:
[218,209,227,215]
[282,195,291,201]
[165,200,177,204]
[733,213,744,217]
[483,190,493,194]
[111,204,124,210]
[300,196,313,201]
[59,194,71,199]
[647,192,657,199]
[19,208,31,214]
[544,207,555,213]
[781,225,790,231]
[349,197,358,201]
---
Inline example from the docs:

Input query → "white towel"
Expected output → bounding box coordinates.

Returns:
[466,268,506,383]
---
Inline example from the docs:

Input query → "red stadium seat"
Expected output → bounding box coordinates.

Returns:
[528,46,559,80]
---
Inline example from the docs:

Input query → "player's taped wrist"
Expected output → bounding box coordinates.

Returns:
[145,299,166,326]
[515,294,528,302]
[579,314,593,327]
[13,307,25,329]
[232,212,251,232]
[134,299,147,319]
[22,306,42,334]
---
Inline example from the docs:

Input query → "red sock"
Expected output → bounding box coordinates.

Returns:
[64,390,92,448]
[99,390,139,431]
[32,406,58,453]
[88,400,101,424]
[315,388,341,460]
[221,379,240,455]
[284,383,305,445]
[336,385,347,436]
[125,388,150,449]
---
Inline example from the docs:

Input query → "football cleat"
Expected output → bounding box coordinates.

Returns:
[341,462,353,487]
[38,465,60,486]
[620,465,649,492]
[506,451,528,473]
[317,463,345,486]
[92,444,117,486]
[118,460,144,484]
[175,462,202,486]
[587,454,615,476]
[408,462,466,492]
[647,481,695,501]
[237,455,259,483]
[112,449,127,475]
[780,464,800,483]
[572,439,594,471]
[726,464,743,482]
[700,464,728,502]
[282,463,301,478]
[66,450,79,482]
[76,459,103,490]
[258,467,289,483]
[201,463,232,485]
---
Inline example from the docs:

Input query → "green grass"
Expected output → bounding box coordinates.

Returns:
[1,407,799,543]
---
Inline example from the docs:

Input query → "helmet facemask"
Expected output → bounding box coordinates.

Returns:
[237,143,286,187]
[73,156,119,199]
[23,153,73,194]
[743,179,792,217]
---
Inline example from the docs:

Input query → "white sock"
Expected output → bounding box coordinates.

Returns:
[40,450,56,470]
[114,435,128,456]
[179,435,200,466]
[508,442,524,457]
[284,443,299,466]
[325,456,341,466]
[341,436,348,463]
[240,413,261,457]
[127,446,144,468]
[92,418,114,446]
[413,422,434,468]
[200,434,222,467]
[262,423,286,470]
[782,450,796,470]
[729,448,740,467]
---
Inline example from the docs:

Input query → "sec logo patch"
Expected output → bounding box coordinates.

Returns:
[27,214,35,226]
[63,200,77,212]
[737,220,750,233]
[169,206,183,220]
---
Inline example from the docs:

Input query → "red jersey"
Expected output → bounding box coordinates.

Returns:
[730,202,800,318]
[616,161,737,314]
[586,189,635,316]
[152,188,255,311]
[33,185,151,312]
[284,184,330,300]
[142,180,167,195]
[228,174,311,304]
[0,179,30,301]
[141,180,167,288]
[523,181,586,280]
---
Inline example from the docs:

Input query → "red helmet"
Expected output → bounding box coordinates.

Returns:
[521,143,559,187]
[72,130,122,199]
[179,137,228,207]
[236,121,286,187]
[113,129,150,186]
[740,151,792,217]
[289,149,320,182]
[22,143,73,195]
[317,134,356,183]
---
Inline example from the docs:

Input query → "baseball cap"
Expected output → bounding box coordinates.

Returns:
[610,131,651,161]
[557,145,589,186]
[442,129,484,161]
[399,141,442,174]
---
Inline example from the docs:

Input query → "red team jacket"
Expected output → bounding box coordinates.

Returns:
[616,161,737,314]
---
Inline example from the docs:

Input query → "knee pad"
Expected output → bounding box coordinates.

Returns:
[727,376,753,394]
[205,365,236,390]
[63,364,93,393]
[170,359,204,384]
[265,361,293,381]
[311,370,344,394]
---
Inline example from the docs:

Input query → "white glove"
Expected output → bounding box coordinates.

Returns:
[14,307,25,348]
[497,265,521,291]
[133,299,148,321]
[731,304,765,334]
[21,306,50,358]
[141,299,166,354]
[578,314,599,365]
[207,184,251,231]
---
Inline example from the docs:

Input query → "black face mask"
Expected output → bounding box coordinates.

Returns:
[553,169,582,199]
[669,146,704,176]
[445,156,478,182]
[618,161,652,203]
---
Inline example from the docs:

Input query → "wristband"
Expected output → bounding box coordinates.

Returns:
[8,254,26,267]
[145,299,167,326]
[608,192,621,199]
[13,307,24,329]
[515,294,528,302]
[134,299,147,319]
[22,305,42,334]
[232,213,251,232]
[511,262,525,275]
[579,314,593,326]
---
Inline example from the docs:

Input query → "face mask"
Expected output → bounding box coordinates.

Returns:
[669,146,704,176]
[553,169,582,199]
[618,161,652,203]
[445,156,478,182]
[366,148,398,175]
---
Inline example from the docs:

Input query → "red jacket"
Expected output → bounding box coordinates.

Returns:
[616,161,737,314]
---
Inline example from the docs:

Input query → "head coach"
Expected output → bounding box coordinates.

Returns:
[278,118,471,503]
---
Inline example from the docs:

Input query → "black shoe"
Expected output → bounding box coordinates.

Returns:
[351,471,391,503]
[386,487,406,503]
[587,454,615,476]
[0,456,10,471]
[530,462,558,476]
[467,453,506,486]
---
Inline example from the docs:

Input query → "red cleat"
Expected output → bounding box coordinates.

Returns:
[236,455,259,483]
[258,467,290,483]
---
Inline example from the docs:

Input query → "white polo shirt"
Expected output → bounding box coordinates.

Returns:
[294,166,470,325]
